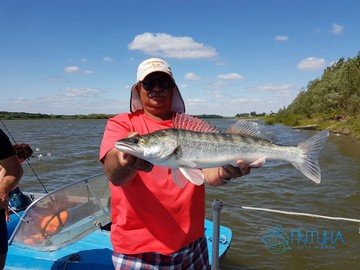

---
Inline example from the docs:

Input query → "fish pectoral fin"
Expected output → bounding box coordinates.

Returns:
[172,169,189,188]
[179,168,205,186]
[149,166,169,181]
[248,157,266,168]
[175,157,197,168]
[171,168,204,188]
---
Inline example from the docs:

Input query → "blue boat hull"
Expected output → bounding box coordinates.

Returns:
[7,228,113,269]
[6,174,231,269]
[7,214,231,269]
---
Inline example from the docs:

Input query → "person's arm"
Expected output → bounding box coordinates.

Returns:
[0,165,5,180]
[0,155,23,209]
[103,132,153,186]
[203,160,252,186]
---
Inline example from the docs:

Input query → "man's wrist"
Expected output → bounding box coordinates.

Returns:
[217,167,232,184]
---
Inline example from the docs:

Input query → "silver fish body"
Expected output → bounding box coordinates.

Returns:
[115,125,329,186]
[160,129,300,167]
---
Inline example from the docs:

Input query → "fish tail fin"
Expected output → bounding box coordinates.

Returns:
[293,130,329,184]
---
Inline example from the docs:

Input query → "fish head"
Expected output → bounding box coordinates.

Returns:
[115,131,178,164]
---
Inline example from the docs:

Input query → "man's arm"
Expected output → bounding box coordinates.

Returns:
[103,148,138,186]
[0,155,23,209]
[102,131,154,186]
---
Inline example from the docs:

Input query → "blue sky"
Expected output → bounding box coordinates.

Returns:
[1,0,359,116]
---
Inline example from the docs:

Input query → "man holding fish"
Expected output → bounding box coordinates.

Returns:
[100,58,254,269]
[100,58,328,269]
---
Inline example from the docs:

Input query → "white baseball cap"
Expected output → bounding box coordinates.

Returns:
[130,58,185,113]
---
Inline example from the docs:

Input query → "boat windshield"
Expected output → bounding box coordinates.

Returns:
[9,173,111,251]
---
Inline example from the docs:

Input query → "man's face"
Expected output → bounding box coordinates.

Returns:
[138,72,174,113]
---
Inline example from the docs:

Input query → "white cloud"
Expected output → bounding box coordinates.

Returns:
[62,88,102,97]
[187,98,207,105]
[185,72,203,80]
[103,57,115,62]
[332,23,343,34]
[256,83,294,95]
[0,87,123,115]
[83,70,94,74]
[206,90,224,98]
[64,66,94,74]
[179,83,189,89]
[229,98,250,104]
[47,76,64,82]
[297,57,326,71]
[274,35,289,41]
[217,73,244,80]
[128,32,218,59]
[208,81,228,89]
[64,66,81,73]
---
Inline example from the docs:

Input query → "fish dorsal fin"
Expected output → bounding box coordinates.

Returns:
[227,120,277,142]
[173,113,220,133]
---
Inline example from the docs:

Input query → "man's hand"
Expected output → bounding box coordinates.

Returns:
[118,132,153,172]
[104,132,154,186]
[118,151,154,173]
[219,160,251,179]
[218,158,265,181]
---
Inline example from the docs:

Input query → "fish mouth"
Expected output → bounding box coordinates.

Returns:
[115,142,142,155]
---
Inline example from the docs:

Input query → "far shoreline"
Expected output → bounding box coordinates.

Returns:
[2,111,358,139]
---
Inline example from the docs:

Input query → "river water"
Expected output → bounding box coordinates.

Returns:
[2,119,360,270]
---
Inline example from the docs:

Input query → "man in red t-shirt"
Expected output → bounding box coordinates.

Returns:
[100,58,253,269]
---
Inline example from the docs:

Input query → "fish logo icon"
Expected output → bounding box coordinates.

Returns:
[263,225,292,254]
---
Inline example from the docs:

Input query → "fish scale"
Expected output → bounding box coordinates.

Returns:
[166,129,300,168]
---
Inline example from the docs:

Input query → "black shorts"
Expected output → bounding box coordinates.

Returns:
[0,208,8,254]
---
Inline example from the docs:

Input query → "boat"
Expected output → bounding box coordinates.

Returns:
[6,173,232,269]
[292,124,318,130]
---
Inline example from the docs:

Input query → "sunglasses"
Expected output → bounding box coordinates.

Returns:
[140,75,175,91]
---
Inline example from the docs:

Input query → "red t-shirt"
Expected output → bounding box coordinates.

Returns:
[99,110,205,255]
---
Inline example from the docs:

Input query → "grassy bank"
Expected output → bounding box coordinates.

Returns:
[265,115,360,139]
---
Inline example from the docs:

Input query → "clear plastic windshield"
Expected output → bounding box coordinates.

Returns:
[9,173,111,251]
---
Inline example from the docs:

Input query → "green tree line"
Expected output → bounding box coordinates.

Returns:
[268,52,360,137]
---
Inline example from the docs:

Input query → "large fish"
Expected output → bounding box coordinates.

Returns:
[115,114,329,187]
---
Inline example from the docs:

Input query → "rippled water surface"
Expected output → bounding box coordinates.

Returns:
[2,119,360,269]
